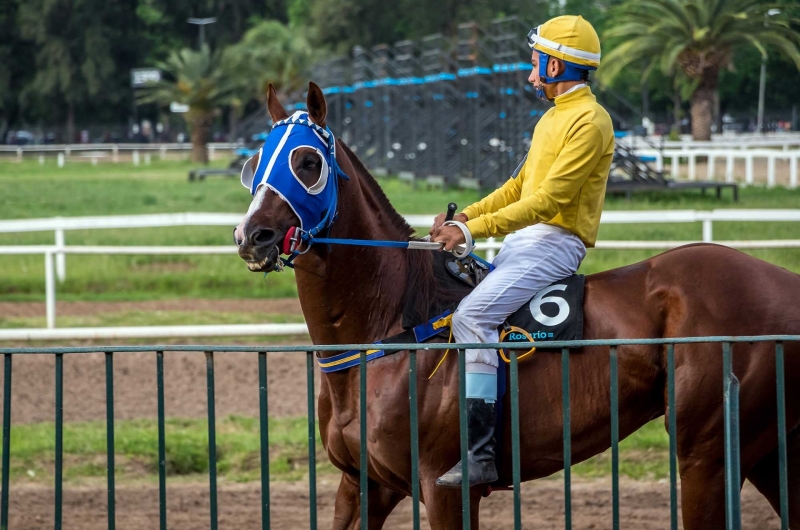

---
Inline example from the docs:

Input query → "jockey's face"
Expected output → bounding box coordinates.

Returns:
[528,51,564,100]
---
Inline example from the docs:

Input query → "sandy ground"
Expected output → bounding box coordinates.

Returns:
[3,479,780,529]
[0,299,785,528]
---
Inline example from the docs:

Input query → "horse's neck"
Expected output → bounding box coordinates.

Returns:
[293,168,410,346]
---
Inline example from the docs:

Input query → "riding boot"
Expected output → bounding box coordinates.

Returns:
[435,398,498,488]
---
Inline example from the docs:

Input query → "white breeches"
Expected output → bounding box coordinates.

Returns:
[451,223,587,374]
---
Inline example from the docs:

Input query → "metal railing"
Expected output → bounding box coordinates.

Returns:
[0,335,794,529]
[2,211,800,330]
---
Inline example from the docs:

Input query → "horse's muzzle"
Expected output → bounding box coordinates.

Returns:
[238,243,280,272]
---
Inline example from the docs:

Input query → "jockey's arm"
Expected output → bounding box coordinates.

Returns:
[464,121,606,239]
[461,165,523,222]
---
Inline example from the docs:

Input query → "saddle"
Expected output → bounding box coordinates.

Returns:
[445,255,585,350]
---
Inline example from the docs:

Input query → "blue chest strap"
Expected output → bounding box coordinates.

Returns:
[317,310,453,373]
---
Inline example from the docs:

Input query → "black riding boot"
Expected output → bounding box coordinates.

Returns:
[436,398,498,488]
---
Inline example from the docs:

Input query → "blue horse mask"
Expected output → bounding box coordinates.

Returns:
[241,111,349,238]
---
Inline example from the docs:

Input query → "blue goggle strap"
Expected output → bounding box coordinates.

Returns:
[538,52,596,84]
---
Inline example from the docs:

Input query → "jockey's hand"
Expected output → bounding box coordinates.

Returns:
[432,224,466,252]
[429,212,468,237]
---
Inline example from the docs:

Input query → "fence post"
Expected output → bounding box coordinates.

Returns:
[359,350,368,530]
[55,353,64,530]
[58,153,65,168]
[688,153,696,181]
[667,344,678,530]
[745,154,754,186]
[767,155,776,188]
[45,251,56,329]
[112,145,119,163]
[458,349,470,530]
[205,351,219,530]
[16,147,22,162]
[609,346,619,530]
[486,238,496,262]
[722,343,742,530]
[775,343,789,530]
[105,352,116,530]
[409,350,421,530]
[725,154,734,183]
[790,154,797,189]
[55,228,66,282]
[1,354,13,530]
[562,347,572,530]
[702,218,713,243]
[510,350,522,530]
[133,150,140,166]
[671,153,680,179]
[157,351,167,530]
[306,351,317,530]
[258,352,271,529]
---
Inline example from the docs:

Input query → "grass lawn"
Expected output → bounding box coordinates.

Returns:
[2,158,800,303]
[1,415,669,485]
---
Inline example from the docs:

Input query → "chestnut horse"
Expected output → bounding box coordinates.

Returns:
[235,83,800,529]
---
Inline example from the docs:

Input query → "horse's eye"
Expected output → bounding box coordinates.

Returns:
[303,159,318,170]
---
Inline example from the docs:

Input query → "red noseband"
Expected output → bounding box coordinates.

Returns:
[283,226,298,255]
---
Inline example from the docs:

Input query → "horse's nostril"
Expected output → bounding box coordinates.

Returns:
[251,228,277,247]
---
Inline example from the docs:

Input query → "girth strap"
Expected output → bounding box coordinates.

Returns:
[317,309,453,373]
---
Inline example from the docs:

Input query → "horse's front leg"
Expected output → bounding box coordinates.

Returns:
[420,474,483,529]
[332,471,405,530]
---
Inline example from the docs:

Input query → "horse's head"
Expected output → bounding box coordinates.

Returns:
[235,82,344,272]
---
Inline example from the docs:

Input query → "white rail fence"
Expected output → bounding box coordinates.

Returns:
[0,142,239,164]
[617,132,800,151]
[1,211,800,333]
[634,148,800,187]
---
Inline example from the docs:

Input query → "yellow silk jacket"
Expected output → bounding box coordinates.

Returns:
[463,86,614,247]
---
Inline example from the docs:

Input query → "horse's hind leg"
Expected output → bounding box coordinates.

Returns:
[332,471,405,529]
[678,459,728,529]
[746,426,800,527]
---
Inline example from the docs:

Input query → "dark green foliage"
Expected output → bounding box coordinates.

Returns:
[1,0,798,139]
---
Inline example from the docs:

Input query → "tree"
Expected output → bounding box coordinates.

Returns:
[137,45,238,163]
[17,0,139,143]
[224,20,317,101]
[599,0,800,140]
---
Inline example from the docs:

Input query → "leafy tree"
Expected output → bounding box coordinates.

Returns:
[599,0,800,140]
[224,20,316,101]
[17,0,139,142]
[137,45,238,162]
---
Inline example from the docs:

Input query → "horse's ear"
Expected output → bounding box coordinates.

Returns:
[306,82,327,128]
[267,83,289,123]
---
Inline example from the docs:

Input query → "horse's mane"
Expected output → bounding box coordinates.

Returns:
[337,141,471,328]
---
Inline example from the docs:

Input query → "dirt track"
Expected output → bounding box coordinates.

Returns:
[0,299,783,528]
[4,479,780,529]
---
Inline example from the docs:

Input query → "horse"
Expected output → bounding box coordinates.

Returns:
[234,82,800,529]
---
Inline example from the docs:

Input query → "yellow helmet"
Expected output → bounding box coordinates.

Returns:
[527,15,601,69]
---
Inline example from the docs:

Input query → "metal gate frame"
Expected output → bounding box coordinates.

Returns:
[0,335,794,530]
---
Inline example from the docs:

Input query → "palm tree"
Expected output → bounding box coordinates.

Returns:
[137,45,238,163]
[600,0,800,140]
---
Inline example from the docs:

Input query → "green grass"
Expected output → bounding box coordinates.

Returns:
[3,415,335,485]
[2,158,800,302]
[2,415,669,485]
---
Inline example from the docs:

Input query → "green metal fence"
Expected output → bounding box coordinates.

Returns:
[0,335,795,529]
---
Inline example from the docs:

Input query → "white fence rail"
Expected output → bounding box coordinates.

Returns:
[617,132,800,151]
[0,143,239,164]
[634,148,799,188]
[2,211,800,331]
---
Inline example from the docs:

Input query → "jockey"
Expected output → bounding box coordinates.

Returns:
[431,15,615,488]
